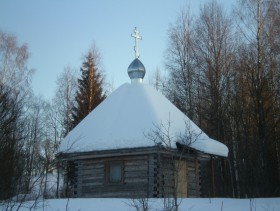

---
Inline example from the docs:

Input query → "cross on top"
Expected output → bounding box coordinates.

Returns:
[131,27,142,58]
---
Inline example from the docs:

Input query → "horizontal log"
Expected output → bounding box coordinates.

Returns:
[79,165,104,171]
[79,181,103,186]
[125,160,148,165]
[124,177,148,183]
[125,165,147,172]
[188,183,199,190]
[81,183,148,194]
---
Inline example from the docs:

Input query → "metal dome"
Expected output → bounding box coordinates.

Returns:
[127,58,146,83]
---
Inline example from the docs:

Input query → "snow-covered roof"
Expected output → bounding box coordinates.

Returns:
[59,83,228,157]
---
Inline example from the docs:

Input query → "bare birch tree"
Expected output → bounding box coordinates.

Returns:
[232,0,280,196]
[164,7,197,120]
[192,0,234,196]
[0,31,33,94]
[53,66,77,137]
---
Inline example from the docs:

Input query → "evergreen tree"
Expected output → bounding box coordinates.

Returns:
[71,50,106,128]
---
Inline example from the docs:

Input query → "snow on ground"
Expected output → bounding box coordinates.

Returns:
[4,198,280,211]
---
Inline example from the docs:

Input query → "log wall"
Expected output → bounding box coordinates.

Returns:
[64,151,201,198]
[187,157,201,197]
[73,155,155,198]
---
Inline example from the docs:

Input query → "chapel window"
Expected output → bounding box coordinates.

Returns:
[106,162,123,183]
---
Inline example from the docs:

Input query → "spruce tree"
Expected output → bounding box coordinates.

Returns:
[71,51,106,128]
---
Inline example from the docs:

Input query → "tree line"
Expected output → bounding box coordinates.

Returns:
[0,30,105,201]
[161,0,280,197]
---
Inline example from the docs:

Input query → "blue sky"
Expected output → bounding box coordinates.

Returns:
[0,0,235,100]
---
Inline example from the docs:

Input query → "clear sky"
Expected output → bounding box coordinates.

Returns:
[0,0,235,100]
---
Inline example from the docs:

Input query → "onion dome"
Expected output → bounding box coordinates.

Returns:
[127,58,146,84]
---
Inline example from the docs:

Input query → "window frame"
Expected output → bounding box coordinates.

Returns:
[105,161,124,184]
